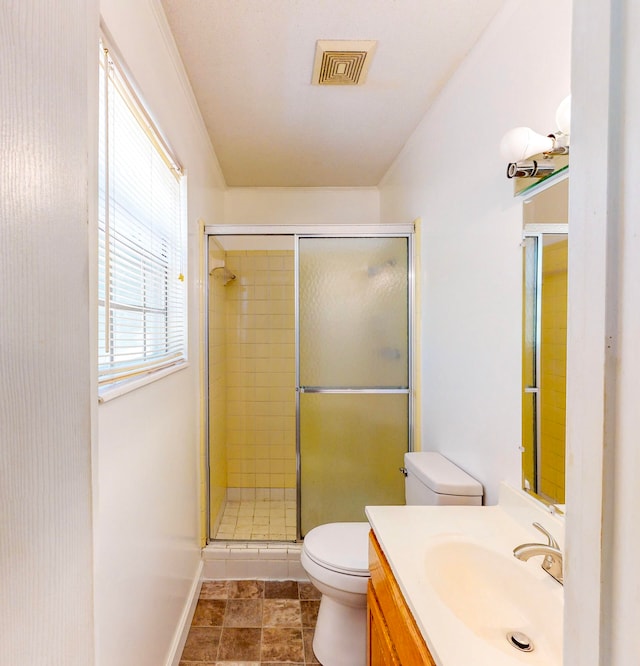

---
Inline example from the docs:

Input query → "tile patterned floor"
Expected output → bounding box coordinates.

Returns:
[213,499,297,541]
[180,580,321,665]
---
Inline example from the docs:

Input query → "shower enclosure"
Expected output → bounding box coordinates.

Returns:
[205,227,413,542]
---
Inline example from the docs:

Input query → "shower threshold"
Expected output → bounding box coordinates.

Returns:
[203,539,305,580]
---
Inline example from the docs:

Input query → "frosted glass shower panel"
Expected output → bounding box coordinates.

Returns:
[522,236,538,495]
[298,237,409,388]
[522,236,537,390]
[300,393,407,534]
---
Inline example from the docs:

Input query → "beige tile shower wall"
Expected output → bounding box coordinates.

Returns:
[224,251,296,489]
[209,242,228,529]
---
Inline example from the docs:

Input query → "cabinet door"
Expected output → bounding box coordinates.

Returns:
[368,532,437,666]
[367,582,400,666]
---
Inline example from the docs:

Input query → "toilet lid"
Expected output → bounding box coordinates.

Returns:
[303,522,371,576]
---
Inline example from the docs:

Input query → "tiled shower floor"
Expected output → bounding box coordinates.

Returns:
[213,498,297,541]
[179,579,320,665]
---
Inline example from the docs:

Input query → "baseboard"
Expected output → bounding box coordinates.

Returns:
[166,559,203,666]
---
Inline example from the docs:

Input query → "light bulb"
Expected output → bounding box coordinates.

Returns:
[555,95,571,135]
[500,127,554,162]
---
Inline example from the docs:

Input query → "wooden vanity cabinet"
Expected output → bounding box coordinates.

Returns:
[367,531,436,666]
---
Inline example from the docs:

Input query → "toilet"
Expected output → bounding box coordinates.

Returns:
[300,452,483,666]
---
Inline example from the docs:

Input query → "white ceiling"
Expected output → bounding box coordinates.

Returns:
[160,0,504,188]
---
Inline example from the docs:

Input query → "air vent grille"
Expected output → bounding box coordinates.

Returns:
[318,51,367,85]
[312,40,377,86]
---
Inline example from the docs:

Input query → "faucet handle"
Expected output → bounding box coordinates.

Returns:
[533,522,559,549]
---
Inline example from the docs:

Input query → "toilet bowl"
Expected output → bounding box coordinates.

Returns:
[301,451,483,666]
[301,522,370,666]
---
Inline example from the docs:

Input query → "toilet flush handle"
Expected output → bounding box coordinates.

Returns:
[399,467,408,477]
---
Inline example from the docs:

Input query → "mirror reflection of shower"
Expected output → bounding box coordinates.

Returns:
[522,177,569,508]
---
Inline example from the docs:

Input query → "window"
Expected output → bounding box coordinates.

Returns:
[98,42,186,390]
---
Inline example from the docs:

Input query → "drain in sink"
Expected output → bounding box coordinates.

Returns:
[507,631,534,652]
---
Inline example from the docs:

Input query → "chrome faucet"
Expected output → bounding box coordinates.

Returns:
[513,522,563,585]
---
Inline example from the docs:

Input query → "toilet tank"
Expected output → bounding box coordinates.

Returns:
[404,452,483,506]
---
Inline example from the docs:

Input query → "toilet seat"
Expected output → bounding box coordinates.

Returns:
[303,522,371,576]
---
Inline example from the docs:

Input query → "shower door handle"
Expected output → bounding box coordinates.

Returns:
[298,387,409,394]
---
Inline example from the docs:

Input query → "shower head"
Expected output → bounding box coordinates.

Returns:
[210,265,237,285]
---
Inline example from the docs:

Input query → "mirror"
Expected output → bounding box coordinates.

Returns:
[521,177,568,508]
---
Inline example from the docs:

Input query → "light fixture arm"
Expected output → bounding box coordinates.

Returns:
[545,131,569,156]
[506,159,556,179]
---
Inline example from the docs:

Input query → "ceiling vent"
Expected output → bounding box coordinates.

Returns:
[312,40,377,86]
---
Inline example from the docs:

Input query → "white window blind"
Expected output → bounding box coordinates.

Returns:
[98,42,186,388]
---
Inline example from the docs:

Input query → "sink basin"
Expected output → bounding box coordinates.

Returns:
[424,537,563,663]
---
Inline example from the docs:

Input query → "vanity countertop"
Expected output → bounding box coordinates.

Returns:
[365,483,564,666]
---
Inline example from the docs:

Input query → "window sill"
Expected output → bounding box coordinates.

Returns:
[98,361,190,404]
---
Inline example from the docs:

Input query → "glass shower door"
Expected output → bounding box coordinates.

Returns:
[297,236,411,536]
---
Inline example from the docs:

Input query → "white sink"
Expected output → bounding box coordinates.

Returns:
[366,486,566,666]
[424,536,563,664]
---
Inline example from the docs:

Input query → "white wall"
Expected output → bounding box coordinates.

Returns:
[95,1,225,664]
[0,2,96,664]
[224,186,380,226]
[379,0,572,504]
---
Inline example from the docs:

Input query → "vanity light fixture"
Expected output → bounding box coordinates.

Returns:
[501,95,571,179]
